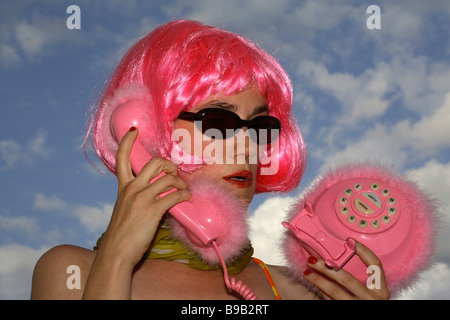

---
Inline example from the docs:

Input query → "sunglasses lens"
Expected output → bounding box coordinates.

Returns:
[195,108,281,144]
[251,117,281,144]
[197,109,239,138]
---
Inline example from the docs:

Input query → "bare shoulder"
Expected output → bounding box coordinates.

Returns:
[267,265,322,300]
[31,245,95,300]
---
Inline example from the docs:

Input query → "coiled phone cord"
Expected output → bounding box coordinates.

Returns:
[212,241,258,300]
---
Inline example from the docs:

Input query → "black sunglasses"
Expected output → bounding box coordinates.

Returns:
[177,108,281,144]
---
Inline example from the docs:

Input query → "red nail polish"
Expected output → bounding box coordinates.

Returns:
[304,269,312,276]
[129,126,137,131]
[308,256,318,264]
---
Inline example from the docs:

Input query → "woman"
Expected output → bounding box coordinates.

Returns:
[31,20,389,300]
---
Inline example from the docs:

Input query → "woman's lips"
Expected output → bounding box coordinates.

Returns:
[222,170,253,188]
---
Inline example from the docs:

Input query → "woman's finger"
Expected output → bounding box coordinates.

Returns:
[145,173,188,197]
[303,268,355,300]
[304,256,374,299]
[133,156,179,188]
[304,242,390,300]
[354,242,390,300]
[115,127,138,187]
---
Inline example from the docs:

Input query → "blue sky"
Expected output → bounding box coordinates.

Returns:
[0,0,449,299]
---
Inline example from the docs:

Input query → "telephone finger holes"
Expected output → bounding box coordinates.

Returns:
[354,183,362,191]
[371,183,379,190]
[358,220,368,229]
[388,207,397,215]
[388,197,396,205]
[340,207,349,215]
[339,197,348,205]
[347,215,356,223]
[344,188,353,196]
[382,215,391,224]
[382,189,390,196]
[371,220,380,229]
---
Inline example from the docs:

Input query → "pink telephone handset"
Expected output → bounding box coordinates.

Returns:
[110,100,258,300]
[110,101,226,247]
[282,202,357,270]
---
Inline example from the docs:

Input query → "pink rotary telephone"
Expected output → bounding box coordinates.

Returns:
[282,163,438,295]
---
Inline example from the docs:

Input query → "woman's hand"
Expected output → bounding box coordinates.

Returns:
[83,127,191,299]
[303,242,390,300]
[99,127,191,267]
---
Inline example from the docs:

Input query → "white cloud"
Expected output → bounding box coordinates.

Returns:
[0,244,48,299]
[385,57,450,117]
[0,129,54,170]
[73,203,113,234]
[33,193,67,212]
[315,89,450,170]
[0,140,22,169]
[408,91,450,153]
[32,191,112,236]
[297,60,392,131]
[27,129,54,159]
[0,215,40,237]
[0,43,21,68]
[406,160,450,209]
[14,20,49,60]
[249,195,296,265]
[297,57,450,141]
[397,262,450,300]
[33,192,113,235]
[406,160,450,264]
[0,2,89,68]
[175,0,290,28]
[12,12,85,64]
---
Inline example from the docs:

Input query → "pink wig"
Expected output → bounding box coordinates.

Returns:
[86,20,306,193]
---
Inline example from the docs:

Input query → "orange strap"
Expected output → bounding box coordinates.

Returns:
[252,257,282,300]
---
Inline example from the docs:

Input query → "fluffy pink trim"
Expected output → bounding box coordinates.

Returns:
[96,84,160,172]
[97,83,204,173]
[283,161,439,297]
[169,176,250,265]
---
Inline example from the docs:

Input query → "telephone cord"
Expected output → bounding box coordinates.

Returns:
[212,241,258,300]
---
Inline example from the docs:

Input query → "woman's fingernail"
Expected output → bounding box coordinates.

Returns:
[308,256,318,264]
[129,126,137,131]
[304,269,312,276]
